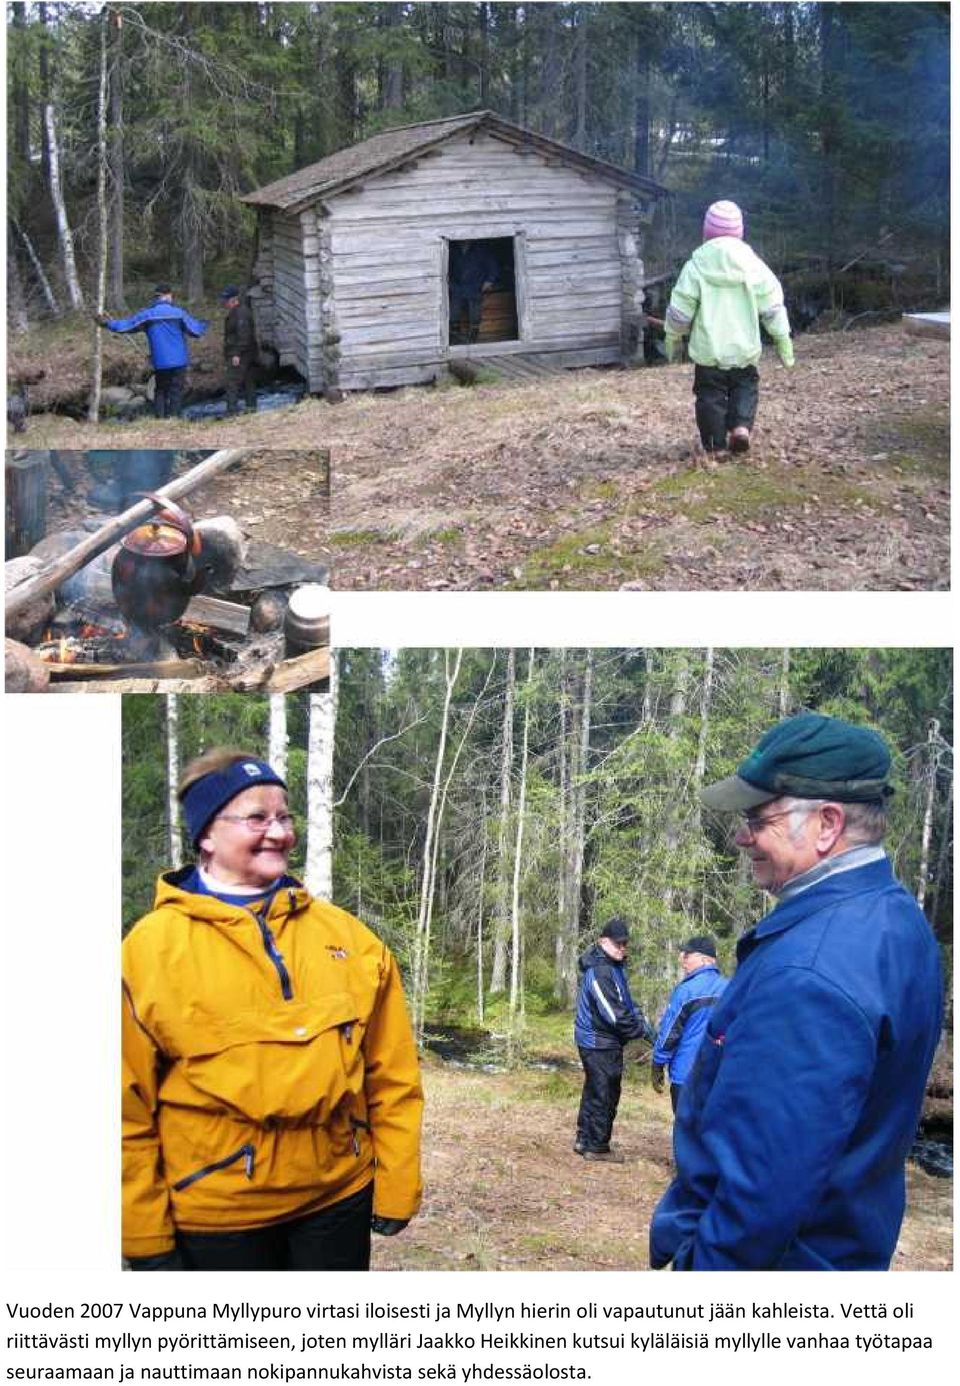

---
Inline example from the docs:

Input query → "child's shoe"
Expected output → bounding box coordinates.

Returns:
[729,426,751,453]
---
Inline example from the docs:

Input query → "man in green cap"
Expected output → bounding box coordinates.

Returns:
[650,713,943,1271]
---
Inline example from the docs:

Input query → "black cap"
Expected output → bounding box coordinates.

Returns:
[681,935,717,958]
[154,283,173,296]
[702,713,893,811]
[600,917,629,943]
[220,284,241,301]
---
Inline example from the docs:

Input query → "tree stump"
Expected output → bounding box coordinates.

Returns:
[5,451,49,557]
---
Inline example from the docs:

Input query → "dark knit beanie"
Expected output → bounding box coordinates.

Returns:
[181,758,287,847]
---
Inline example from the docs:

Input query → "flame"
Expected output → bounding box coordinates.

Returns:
[193,635,203,656]
[59,636,69,663]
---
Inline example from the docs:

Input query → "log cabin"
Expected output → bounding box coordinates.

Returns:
[241,110,668,394]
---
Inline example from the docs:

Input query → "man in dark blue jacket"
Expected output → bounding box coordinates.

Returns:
[650,713,943,1271]
[96,285,208,418]
[574,918,653,1162]
[652,935,727,1113]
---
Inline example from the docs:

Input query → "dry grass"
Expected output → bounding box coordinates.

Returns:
[373,1059,952,1273]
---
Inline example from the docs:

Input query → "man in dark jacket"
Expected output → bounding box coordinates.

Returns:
[96,285,208,418]
[573,917,654,1162]
[651,935,727,1113]
[650,713,943,1271]
[221,285,259,415]
[449,242,500,344]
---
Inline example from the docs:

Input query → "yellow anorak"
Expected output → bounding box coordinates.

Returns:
[122,871,423,1259]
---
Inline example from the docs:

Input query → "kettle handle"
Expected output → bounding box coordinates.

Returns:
[135,492,201,555]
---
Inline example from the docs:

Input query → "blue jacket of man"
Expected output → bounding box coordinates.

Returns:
[574,944,652,1050]
[653,963,727,1085]
[649,855,942,1270]
[105,300,208,369]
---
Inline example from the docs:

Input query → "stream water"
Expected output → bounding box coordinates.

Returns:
[181,379,306,421]
[424,1025,953,1176]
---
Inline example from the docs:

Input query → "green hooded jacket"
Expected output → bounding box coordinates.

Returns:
[666,237,791,369]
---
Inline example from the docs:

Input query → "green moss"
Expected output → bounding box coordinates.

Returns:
[579,479,620,502]
[420,525,464,546]
[327,528,393,546]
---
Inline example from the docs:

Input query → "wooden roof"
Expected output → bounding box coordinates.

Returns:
[242,110,668,213]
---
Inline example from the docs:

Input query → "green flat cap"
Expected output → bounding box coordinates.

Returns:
[702,713,893,811]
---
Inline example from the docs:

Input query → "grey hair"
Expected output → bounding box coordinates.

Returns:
[780,795,887,845]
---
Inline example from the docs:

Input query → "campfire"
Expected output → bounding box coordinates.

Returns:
[6,448,330,694]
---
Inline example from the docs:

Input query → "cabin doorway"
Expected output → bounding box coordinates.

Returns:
[448,237,518,345]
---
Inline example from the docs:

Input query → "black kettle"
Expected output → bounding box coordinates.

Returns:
[111,494,207,630]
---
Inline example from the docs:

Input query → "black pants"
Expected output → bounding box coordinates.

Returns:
[670,1082,682,1114]
[450,289,483,343]
[576,1045,624,1151]
[154,367,187,418]
[225,354,258,413]
[176,1182,373,1271]
[693,364,759,450]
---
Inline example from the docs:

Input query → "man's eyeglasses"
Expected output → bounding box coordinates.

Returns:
[737,806,801,838]
[217,812,296,834]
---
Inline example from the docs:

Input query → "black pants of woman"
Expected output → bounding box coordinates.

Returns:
[176,1182,373,1271]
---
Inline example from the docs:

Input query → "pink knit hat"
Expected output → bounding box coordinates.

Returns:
[703,200,744,240]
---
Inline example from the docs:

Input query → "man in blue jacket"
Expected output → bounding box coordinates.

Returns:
[650,713,943,1271]
[652,935,727,1113]
[574,917,653,1163]
[96,285,208,418]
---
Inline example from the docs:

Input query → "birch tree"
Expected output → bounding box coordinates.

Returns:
[165,694,182,869]
[488,649,515,995]
[88,7,109,423]
[411,650,462,1040]
[916,719,941,912]
[268,693,288,780]
[305,673,336,899]
[508,650,535,1045]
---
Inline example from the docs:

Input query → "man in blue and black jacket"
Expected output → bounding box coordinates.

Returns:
[96,285,208,418]
[574,917,653,1163]
[652,935,727,1113]
[650,713,943,1271]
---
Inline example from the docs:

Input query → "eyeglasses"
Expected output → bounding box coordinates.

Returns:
[737,806,807,838]
[216,812,296,834]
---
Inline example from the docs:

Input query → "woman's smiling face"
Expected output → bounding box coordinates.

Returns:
[199,784,295,888]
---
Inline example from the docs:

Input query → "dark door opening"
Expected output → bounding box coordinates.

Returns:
[448,237,518,345]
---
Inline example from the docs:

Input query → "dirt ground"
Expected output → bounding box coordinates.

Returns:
[372,1058,953,1272]
[14,324,949,592]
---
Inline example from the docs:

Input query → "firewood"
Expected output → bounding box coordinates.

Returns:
[45,656,207,681]
[182,594,251,637]
[5,638,51,693]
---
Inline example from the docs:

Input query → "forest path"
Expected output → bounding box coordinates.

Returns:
[372,1057,952,1272]
[16,326,948,592]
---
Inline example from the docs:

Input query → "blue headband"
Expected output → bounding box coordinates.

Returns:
[182,759,287,847]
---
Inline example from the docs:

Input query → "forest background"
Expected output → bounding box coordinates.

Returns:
[122,646,953,1050]
[7,1,950,336]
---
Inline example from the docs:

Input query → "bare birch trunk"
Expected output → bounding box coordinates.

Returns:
[11,219,61,317]
[165,694,182,869]
[107,6,126,310]
[268,693,288,780]
[412,650,462,1041]
[44,102,84,310]
[691,647,715,836]
[916,719,940,911]
[661,653,689,938]
[476,791,488,1025]
[508,650,535,1046]
[553,650,569,1001]
[89,10,109,423]
[779,648,791,717]
[489,649,515,994]
[562,650,592,1006]
[305,658,337,899]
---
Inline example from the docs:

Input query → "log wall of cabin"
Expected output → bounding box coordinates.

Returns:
[251,209,322,389]
[322,131,637,390]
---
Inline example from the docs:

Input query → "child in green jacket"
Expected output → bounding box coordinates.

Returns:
[665,200,794,454]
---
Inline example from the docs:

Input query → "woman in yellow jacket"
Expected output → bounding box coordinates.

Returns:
[122,747,423,1271]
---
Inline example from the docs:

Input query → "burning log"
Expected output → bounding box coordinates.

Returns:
[5,638,51,693]
[43,656,207,682]
[181,594,251,637]
[5,447,252,622]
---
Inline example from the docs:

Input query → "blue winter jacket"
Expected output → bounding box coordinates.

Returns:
[574,944,653,1050]
[105,300,208,370]
[653,963,727,1085]
[650,856,942,1271]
